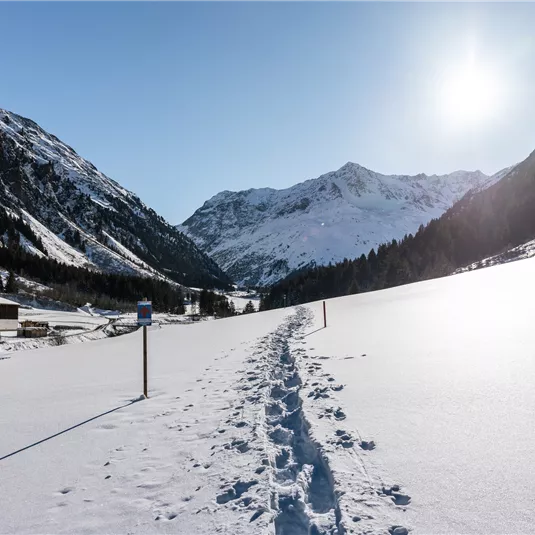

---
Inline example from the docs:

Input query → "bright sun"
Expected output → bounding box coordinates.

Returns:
[438,56,504,129]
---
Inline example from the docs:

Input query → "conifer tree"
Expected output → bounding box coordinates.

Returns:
[243,300,255,314]
[5,270,17,293]
[348,280,359,295]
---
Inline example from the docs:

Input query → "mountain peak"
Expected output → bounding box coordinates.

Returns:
[179,163,502,287]
[0,108,231,288]
[336,161,369,174]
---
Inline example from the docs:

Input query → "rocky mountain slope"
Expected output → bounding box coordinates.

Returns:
[0,109,230,288]
[179,163,511,287]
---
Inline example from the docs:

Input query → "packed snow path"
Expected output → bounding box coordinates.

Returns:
[248,307,406,534]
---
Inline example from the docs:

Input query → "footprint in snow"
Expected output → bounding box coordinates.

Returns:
[155,512,177,521]
[216,480,258,504]
[334,408,346,420]
[250,509,266,522]
[382,486,411,506]
[137,481,163,489]
[97,423,118,430]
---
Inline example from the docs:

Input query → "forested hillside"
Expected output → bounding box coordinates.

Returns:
[261,149,535,309]
[0,108,231,288]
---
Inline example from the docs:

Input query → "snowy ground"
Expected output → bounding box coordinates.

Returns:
[21,307,109,329]
[223,290,260,313]
[455,237,535,274]
[0,308,193,355]
[0,309,109,353]
[2,257,535,533]
[187,288,260,314]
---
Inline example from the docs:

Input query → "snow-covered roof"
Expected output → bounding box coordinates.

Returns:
[0,297,19,306]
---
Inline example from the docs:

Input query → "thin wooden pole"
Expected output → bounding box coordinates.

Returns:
[143,325,148,398]
[323,301,327,328]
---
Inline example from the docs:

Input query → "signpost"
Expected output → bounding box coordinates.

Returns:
[138,300,152,398]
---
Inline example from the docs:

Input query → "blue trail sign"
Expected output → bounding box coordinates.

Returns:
[137,300,152,326]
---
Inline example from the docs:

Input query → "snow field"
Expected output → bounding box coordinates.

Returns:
[0,304,408,534]
[0,310,288,534]
[298,258,535,534]
[0,308,196,355]
[2,255,535,534]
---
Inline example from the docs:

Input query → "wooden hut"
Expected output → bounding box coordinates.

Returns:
[0,297,19,331]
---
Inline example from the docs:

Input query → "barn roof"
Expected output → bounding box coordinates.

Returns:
[0,297,19,306]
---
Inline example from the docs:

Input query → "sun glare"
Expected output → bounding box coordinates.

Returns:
[438,55,505,130]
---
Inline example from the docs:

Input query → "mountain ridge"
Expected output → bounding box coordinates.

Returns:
[179,161,511,287]
[0,108,231,288]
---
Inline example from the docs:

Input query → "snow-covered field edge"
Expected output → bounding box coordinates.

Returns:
[454,238,535,274]
[0,311,203,356]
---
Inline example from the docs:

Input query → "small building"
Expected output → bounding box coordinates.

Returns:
[0,297,19,331]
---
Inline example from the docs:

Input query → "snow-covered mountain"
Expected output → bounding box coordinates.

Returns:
[179,163,510,287]
[0,109,230,288]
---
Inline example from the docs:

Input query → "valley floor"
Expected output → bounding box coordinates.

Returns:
[1,257,534,534]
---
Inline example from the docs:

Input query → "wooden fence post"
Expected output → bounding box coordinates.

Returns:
[143,325,148,398]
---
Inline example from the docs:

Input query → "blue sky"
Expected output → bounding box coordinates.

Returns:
[1,2,534,223]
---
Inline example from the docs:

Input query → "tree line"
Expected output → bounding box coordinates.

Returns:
[193,290,256,317]
[0,237,185,312]
[0,219,262,317]
[0,209,47,254]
